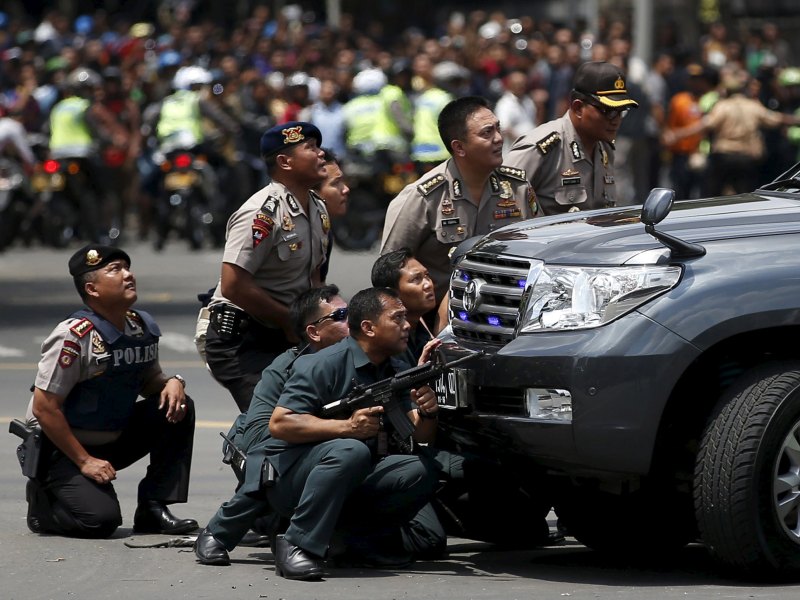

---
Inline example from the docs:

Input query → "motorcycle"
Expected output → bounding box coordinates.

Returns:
[332,149,417,251]
[29,155,102,248]
[153,146,216,251]
[0,156,32,251]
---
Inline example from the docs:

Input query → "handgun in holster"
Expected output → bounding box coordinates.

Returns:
[9,418,42,478]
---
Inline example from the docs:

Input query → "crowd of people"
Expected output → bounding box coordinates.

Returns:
[1,6,800,248]
[11,1,800,584]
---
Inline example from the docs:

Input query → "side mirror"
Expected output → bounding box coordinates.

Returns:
[641,188,675,227]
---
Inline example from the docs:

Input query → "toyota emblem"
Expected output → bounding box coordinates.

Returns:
[463,278,485,315]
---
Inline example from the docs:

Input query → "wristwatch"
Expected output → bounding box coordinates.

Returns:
[171,374,186,389]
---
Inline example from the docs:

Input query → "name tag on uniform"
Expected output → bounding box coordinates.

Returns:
[562,177,581,186]
[441,217,461,227]
[282,231,299,242]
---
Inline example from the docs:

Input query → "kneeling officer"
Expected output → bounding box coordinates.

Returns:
[20,244,198,538]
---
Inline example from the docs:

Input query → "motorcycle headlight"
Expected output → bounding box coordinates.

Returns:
[517,265,682,333]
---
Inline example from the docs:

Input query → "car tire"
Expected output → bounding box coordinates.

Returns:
[695,362,800,580]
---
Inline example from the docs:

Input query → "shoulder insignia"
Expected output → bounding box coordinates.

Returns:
[536,132,561,155]
[261,196,279,215]
[497,165,527,180]
[416,174,446,197]
[58,340,81,369]
[69,318,93,339]
[451,178,463,198]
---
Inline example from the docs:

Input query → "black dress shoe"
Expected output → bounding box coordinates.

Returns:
[239,530,271,547]
[26,479,46,534]
[274,534,324,581]
[195,528,230,565]
[133,501,199,534]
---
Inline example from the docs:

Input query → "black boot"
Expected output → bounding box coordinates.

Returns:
[273,535,324,580]
[133,500,198,534]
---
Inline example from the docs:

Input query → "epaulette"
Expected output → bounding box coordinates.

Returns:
[69,318,94,338]
[497,165,527,181]
[416,174,446,197]
[536,132,561,155]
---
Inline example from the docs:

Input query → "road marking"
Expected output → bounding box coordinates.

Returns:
[0,345,25,358]
[159,332,200,353]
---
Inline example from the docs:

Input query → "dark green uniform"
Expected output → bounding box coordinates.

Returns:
[206,338,442,561]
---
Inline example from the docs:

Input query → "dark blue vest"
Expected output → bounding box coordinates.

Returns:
[63,308,161,431]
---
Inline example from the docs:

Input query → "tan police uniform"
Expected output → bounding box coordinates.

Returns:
[504,112,618,216]
[381,158,535,303]
[209,182,329,310]
[205,180,330,411]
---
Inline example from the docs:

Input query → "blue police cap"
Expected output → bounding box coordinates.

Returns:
[69,244,131,277]
[259,122,322,159]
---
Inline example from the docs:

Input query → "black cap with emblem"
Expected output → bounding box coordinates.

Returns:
[68,244,131,277]
[573,61,639,109]
[259,121,322,159]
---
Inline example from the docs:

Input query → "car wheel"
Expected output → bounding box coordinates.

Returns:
[695,362,800,580]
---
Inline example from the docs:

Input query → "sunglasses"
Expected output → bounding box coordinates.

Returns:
[578,93,630,120]
[310,307,348,326]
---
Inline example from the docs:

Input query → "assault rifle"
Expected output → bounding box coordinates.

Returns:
[321,349,483,439]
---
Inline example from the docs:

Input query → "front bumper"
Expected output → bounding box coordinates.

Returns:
[438,311,700,477]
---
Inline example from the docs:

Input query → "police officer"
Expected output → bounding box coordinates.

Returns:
[194,285,350,566]
[505,61,639,215]
[25,244,197,539]
[381,95,536,305]
[204,121,330,411]
[257,288,440,580]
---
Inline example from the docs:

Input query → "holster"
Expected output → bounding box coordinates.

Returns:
[9,418,42,478]
[209,304,250,341]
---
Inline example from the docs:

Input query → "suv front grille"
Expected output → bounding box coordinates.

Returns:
[449,252,535,344]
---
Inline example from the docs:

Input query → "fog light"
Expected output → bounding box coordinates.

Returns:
[525,388,572,421]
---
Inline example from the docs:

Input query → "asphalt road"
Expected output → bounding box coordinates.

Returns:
[1,239,798,599]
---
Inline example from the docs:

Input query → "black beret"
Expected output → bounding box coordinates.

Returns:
[259,121,322,158]
[68,244,131,277]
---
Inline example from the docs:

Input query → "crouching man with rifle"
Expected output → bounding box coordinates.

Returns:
[261,287,453,580]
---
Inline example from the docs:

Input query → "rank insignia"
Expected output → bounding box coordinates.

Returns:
[286,194,301,214]
[489,175,500,194]
[282,215,295,231]
[452,179,463,198]
[494,208,522,220]
[85,249,101,266]
[536,132,560,155]
[570,141,582,160]
[497,166,526,180]
[91,331,106,355]
[58,340,81,368]
[262,196,278,215]
[69,318,94,338]
[320,212,330,234]
[417,174,446,196]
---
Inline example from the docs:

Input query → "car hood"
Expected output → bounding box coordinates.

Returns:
[468,192,800,266]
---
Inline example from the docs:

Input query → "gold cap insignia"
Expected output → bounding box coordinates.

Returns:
[614,76,625,90]
[85,249,101,266]
[282,126,304,144]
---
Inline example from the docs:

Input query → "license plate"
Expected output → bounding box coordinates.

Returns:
[164,171,197,190]
[32,172,64,192]
[435,368,462,409]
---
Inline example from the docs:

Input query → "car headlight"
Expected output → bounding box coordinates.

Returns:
[517,264,682,332]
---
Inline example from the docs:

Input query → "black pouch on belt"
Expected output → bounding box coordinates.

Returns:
[209,305,249,341]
